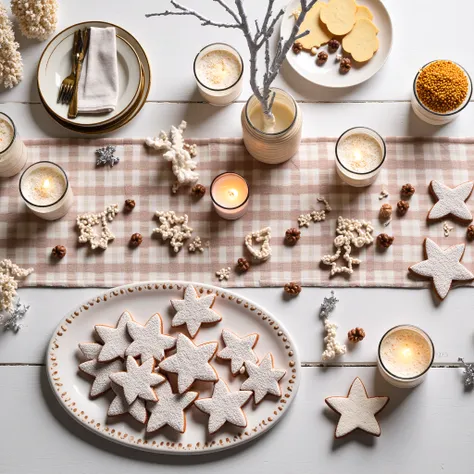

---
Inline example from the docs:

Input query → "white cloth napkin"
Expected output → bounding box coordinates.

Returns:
[77,27,119,114]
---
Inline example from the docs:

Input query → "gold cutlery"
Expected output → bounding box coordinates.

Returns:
[68,27,90,119]
[57,29,81,104]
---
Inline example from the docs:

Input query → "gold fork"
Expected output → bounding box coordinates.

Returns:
[68,27,90,119]
[57,29,81,104]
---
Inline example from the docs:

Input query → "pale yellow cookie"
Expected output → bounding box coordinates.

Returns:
[320,0,357,36]
[355,5,373,21]
[297,3,331,50]
[342,18,379,62]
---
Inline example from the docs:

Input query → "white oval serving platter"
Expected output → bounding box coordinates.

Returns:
[46,281,301,455]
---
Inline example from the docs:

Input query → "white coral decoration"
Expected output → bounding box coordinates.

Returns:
[152,211,193,253]
[245,227,272,262]
[0,259,34,312]
[145,121,199,193]
[76,204,119,250]
[216,267,231,281]
[298,197,331,228]
[321,216,374,276]
[188,236,204,253]
[319,291,346,361]
[0,3,23,88]
[11,0,58,41]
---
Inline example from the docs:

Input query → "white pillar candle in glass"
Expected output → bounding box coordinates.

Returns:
[211,172,249,220]
[193,43,244,106]
[0,112,28,178]
[19,161,74,221]
[335,127,386,187]
[377,325,435,388]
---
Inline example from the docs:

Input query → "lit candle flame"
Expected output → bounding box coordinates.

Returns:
[42,179,51,190]
[227,189,238,200]
[354,150,362,161]
[402,348,412,358]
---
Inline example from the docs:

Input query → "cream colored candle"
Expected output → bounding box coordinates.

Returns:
[19,162,74,221]
[248,100,295,134]
[378,325,434,388]
[211,172,249,220]
[0,113,28,178]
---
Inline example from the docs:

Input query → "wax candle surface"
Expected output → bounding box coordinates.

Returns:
[380,328,433,378]
[22,166,67,206]
[249,100,295,134]
[212,173,248,207]
[0,118,14,154]
[196,50,242,90]
[337,132,383,172]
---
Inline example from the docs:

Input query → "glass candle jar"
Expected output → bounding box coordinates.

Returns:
[19,161,74,221]
[242,88,302,164]
[335,127,386,187]
[0,112,28,178]
[411,60,472,125]
[377,325,435,388]
[210,172,249,220]
[193,43,244,106]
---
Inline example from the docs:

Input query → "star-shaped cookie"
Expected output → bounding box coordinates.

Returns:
[170,285,222,338]
[325,377,389,438]
[428,180,474,222]
[78,342,103,360]
[107,381,148,424]
[95,311,133,362]
[78,358,123,398]
[241,353,286,404]
[194,379,252,434]
[159,333,218,394]
[409,238,474,299]
[126,313,176,363]
[146,380,198,433]
[110,356,165,404]
[217,329,259,375]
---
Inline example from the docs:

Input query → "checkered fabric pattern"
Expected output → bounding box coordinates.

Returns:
[1,137,474,289]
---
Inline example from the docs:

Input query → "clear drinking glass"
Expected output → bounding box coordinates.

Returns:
[0,112,28,178]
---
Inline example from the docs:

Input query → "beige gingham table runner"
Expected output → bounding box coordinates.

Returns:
[1,137,474,289]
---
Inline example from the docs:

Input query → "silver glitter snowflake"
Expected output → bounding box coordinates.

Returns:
[459,358,474,387]
[96,146,120,167]
[0,299,30,332]
[320,290,339,319]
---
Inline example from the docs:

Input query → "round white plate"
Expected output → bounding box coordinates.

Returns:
[38,23,141,126]
[281,0,393,88]
[46,281,301,455]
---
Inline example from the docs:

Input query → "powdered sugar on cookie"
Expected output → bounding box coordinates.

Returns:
[78,342,103,360]
[107,381,148,424]
[78,358,123,398]
[95,311,133,362]
[217,329,259,375]
[428,180,474,222]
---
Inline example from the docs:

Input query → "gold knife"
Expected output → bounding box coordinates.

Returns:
[68,28,91,119]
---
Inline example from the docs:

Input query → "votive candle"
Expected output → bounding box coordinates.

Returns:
[211,172,249,220]
[19,161,74,221]
[377,325,435,388]
[335,127,386,187]
[0,112,28,178]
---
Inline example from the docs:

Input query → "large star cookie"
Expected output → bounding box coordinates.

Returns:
[409,238,474,300]
[78,358,123,398]
[146,380,198,433]
[241,353,286,404]
[159,333,218,394]
[428,180,474,222]
[107,381,148,424]
[217,329,259,375]
[126,313,176,363]
[95,311,133,362]
[194,379,252,434]
[110,356,165,405]
[325,377,389,438]
[170,285,222,338]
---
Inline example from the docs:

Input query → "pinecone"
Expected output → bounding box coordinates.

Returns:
[328,38,340,52]
[284,282,301,296]
[51,245,67,259]
[377,233,394,248]
[191,184,206,198]
[285,227,301,245]
[348,327,365,343]
[237,257,250,272]
[397,200,410,215]
[130,233,143,247]
[124,199,136,211]
[340,57,352,73]
[467,225,474,240]
[401,183,415,197]
[292,41,303,54]
[379,203,392,220]
[317,51,328,65]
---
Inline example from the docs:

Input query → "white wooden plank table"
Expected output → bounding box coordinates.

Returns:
[1,0,474,472]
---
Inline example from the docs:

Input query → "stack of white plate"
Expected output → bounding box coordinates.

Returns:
[37,21,151,134]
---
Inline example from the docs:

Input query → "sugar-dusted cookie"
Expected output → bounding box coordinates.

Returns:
[146,380,198,433]
[194,379,252,434]
[297,2,331,50]
[159,333,218,394]
[95,311,133,362]
[78,342,103,360]
[409,238,474,300]
[170,285,222,338]
[107,381,148,424]
[428,180,474,222]
[355,4,373,21]
[78,358,123,398]
[241,353,286,404]
[126,313,176,363]
[325,377,389,438]
[110,356,165,405]
[320,0,357,36]
[342,19,379,62]
[217,329,259,375]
